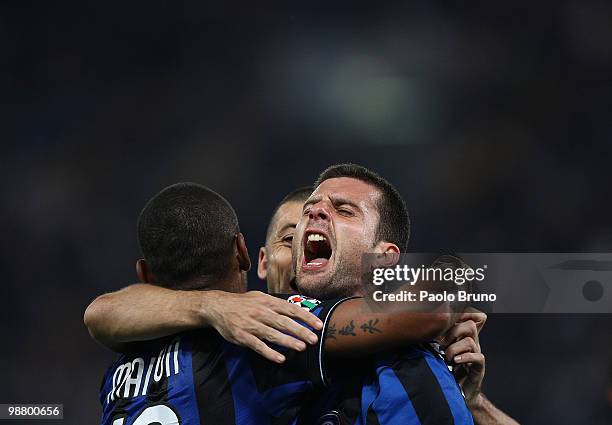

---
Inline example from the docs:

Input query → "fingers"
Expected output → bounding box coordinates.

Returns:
[445,336,479,363]
[257,310,319,347]
[453,352,485,369]
[257,324,308,352]
[457,308,487,331]
[237,331,286,364]
[441,319,479,348]
[454,352,485,402]
[217,292,327,363]
[275,300,324,331]
[272,315,319,345]
[248,291,323,332]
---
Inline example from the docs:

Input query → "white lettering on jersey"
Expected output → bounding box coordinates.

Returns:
[123,357,144,398]
[141,356,156,396]
[106,337,181,403]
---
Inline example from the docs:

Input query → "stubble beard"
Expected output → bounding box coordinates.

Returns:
[296,255,363,300]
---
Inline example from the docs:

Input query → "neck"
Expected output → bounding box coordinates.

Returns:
[173,271,246,293]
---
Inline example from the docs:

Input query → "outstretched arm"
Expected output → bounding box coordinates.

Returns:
[84,284,323,362]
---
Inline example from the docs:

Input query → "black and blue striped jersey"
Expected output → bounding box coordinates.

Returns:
[98,294,348,425]
[299,344,474,425]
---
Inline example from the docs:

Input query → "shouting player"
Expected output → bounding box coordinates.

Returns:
[87,165,518,424]
[90,182,461,424]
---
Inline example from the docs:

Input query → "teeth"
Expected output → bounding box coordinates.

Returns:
[307,233,327,242]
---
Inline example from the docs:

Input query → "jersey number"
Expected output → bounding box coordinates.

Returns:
[113,405,180,425]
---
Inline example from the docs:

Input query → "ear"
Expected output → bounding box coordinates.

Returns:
[372,241,400,267]
[136,259,155,283]
[257,247,268,280]
[235,232,251,272]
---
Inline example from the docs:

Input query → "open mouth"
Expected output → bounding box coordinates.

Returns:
[302,231,333,271]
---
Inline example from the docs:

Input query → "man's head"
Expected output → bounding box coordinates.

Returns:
[136,182,250,291]
[258,186,312,293]
[293,164,409,299]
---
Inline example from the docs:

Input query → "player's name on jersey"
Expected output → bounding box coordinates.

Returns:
[106,337,181,404]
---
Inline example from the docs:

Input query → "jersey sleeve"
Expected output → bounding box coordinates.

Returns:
[272,294,357,388]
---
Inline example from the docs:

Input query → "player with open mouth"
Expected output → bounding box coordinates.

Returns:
[302,229,334,271]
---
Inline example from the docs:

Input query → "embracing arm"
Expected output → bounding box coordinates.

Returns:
[83,284,322,361]
[84,284,206,351]
[322,298,454,356]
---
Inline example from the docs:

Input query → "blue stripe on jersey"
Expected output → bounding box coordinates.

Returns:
[222,343,313,424]
[311,305,323,316]
[424,355,474,425]
[360,374,377,425]
[165,337,201,424]
[222,342,268,424]
[361,362,422,425]
[283,305,323,333]
[99,360,117,406]
[100,337,201,425]
[260,381,314,416]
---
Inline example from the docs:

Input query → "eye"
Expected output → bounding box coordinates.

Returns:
[282,235,294,244]
[337,207,354,217]
[303,207,311,216]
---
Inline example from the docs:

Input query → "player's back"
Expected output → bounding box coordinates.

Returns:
[98,295,343,425]
[99,328,317,425]
[99,330,227,425]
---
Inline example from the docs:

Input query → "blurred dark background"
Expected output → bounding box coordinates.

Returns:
[1,1,612,424]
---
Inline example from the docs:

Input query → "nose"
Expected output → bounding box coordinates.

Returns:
[308,203,330,222]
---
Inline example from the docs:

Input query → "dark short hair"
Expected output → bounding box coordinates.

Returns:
[314,164,410,251]
[265,186,312,245]
[137,182,239,287]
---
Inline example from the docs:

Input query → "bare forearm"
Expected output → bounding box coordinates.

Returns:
[84,284,208,348]
[469,393,520,425]
[324,299,453,356]
[84,287,323,361]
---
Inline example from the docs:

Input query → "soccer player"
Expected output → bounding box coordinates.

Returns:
[86,166,512,419]
[93,182,455,425]
[257,186,311,294]
[292,164,517,424]
[98,183,333,424]
[260,183,517,424]
[289,165,470,424]
[88,186,312,358]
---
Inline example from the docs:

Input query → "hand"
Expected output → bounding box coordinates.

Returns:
[202,291,323,363]
[441,308,487,404]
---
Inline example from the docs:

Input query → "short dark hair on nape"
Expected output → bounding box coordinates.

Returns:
[265,186,312,245]
[137,182,239,288]
[314,164,410,251]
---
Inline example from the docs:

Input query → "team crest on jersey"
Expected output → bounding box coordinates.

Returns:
[287,295,321,311]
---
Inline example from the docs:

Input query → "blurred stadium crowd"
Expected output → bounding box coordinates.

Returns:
[1,1,611,423]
